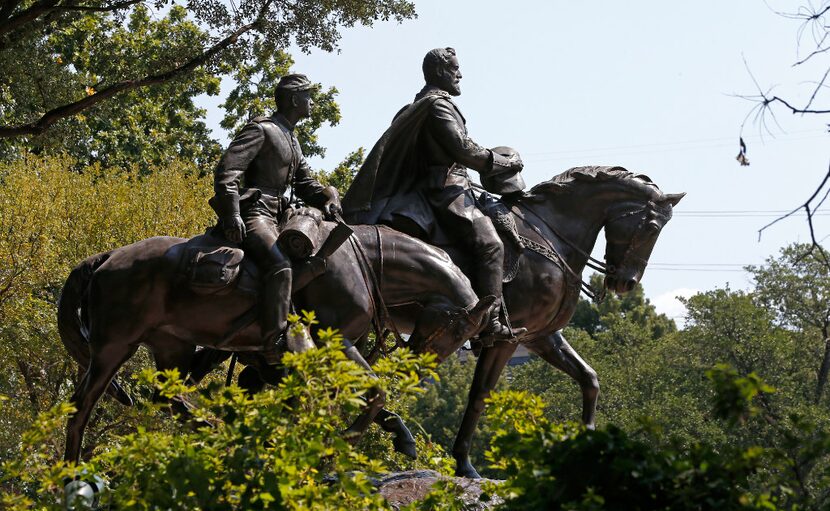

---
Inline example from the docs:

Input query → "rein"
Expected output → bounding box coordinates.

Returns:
[348,227,405,352]
[511,202,607,303]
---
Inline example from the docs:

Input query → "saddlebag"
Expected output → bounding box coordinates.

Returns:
[184,245,245,294]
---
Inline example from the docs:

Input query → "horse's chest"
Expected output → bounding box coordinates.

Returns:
[507,258,575,333]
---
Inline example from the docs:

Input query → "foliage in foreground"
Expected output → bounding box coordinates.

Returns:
[486,384,790,511]
[0,324,456,510]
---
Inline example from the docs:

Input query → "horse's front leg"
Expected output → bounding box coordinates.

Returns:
[341,341,386,444]
[524,329,598,428]
[452,341,517,478]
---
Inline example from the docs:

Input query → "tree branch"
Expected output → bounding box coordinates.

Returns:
[764,95,830,115]
[0,0,60,39]
[0,20,257,138]
[0,1,144,42]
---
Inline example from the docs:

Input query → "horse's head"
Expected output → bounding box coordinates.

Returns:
[600,176,684,294]
[527,166,684,295]
[409,296,495,361]
[605,190,686,293]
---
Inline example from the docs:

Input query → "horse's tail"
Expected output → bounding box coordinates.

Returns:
[58,252,134,406]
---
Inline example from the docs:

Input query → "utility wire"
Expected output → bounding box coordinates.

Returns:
[521,129,827,158]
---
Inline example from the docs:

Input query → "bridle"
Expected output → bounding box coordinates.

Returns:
[512,198,667,302]
[604,200,671,275]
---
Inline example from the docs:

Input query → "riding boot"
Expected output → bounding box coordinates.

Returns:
[260,264,292,365]
[471,217,526,341]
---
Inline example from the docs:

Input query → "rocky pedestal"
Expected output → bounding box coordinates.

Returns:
[375,470,503,510]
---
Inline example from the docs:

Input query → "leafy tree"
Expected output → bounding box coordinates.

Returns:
[314,148,364,197]
[0,153,213,460]
[0,0,415,143]
[571,274,675,341]
[0,3,357,170]
[485,390,781,511]
[0,327,455,510]
[748,243,830,403]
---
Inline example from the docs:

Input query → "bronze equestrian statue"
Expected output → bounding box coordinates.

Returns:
[212,73,342,363]
[58,220,494,463]
[58,60,684,480]
[341,48,685,477]
[342,47,525,341]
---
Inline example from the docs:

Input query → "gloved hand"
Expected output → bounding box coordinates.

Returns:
[223,214,246,243]
[507,152,524,172]
[321,186,343,220]
[324,199,343,219]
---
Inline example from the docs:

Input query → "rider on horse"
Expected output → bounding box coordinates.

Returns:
[211,73,342,363]
[342,48,525,340]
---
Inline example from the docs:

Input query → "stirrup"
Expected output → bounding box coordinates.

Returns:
[478,319,526,347]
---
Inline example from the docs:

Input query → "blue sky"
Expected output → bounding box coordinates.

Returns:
[202,1,830,322]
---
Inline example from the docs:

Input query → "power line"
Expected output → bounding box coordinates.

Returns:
[649,262,750,266]
[646,268,749,272]
[521,129,827,158]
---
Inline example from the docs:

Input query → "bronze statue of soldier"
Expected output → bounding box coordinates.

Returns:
[211,73,342,363]
[343,47,525,339]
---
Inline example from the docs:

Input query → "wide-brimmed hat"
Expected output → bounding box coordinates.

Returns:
[482,146,526,195]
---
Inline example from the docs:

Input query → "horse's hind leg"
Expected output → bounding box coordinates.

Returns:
[452,341,517,478]
[65,342,137,463]
[524,330,599,428]
[375,409,416,459]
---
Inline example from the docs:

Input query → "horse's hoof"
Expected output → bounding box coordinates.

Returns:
[393,438,417,459]
[454,460,482,479]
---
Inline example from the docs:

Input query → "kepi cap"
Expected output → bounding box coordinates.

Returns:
[276,73,315,92]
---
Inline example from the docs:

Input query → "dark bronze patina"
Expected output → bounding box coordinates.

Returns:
[342,48,526,341]
[59,60,684,480]
[58,221,494,463]
[212,73,342,363]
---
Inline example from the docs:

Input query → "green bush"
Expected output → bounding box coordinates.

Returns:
[1,324,457,510]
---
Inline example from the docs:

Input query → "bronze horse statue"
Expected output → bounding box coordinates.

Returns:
[59,165,682,476]
[58,223,494,463]
[179,165,683,478]
[440,166,683,477]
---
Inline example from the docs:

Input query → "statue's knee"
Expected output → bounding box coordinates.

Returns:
[582,369,599,393]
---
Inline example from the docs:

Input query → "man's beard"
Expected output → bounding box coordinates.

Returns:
[439,75,461,96]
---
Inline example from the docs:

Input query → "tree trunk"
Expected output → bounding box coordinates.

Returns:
[15,357,40,412]
[816,334,830,403]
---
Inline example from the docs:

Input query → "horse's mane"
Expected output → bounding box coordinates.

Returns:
[528,166,661,198]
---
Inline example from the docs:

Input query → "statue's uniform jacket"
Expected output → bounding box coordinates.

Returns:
[343,85,507,301]
[343,85,504,239]
[213,112,329,267]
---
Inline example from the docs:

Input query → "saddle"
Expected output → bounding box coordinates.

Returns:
[478,192,524,283]
[168,231,258,296]
[168,207,330,296]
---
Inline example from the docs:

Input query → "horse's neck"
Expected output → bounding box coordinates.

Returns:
[515,196,606,275]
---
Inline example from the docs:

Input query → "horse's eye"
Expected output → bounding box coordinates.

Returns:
[647,222,661,233]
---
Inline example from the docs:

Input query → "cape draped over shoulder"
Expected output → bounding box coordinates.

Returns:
[342,91,451,235]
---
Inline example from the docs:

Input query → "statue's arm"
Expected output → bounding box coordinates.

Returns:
[294,153,342,217]
[293,154,327,207]
[428,100,493,172]
[213,122,265,217]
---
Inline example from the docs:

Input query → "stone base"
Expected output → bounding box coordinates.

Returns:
[375,470,503,510]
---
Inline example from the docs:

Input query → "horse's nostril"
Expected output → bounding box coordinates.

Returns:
[625,279,637,292]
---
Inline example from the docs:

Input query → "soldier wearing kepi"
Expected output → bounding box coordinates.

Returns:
[343,48,525,340]
[212,73,342,363]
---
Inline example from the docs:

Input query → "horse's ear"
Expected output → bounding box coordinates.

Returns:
[661,192,686,207]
